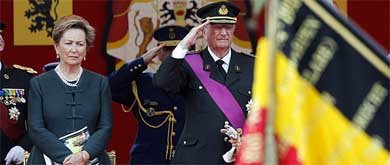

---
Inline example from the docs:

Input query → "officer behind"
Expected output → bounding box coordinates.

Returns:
[109,25,188,164]
[42,61,59,72]
[0,22,36,165]
[154,1,254,164]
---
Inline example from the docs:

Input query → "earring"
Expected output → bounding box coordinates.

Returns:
[56,53,59,59]
[83,57,86,61]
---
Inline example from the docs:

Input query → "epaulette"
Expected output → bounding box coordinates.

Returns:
[12,64,38,74]
[187,50,201,55]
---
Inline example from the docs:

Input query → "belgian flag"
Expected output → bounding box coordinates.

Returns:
[237,0,389,164]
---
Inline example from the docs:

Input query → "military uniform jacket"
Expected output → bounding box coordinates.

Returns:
[154,49,254,164]
[109,57,185,164]
[0,62,33,164]
[27,69,112,164]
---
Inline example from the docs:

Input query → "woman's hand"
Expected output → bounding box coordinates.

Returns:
[63,151,90,165]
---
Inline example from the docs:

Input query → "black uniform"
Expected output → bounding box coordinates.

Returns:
[154,2,254,163]
[0,63,35,164]
[154,49,254,164]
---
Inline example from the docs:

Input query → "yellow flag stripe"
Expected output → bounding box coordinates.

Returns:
[255,38,270,110]
[274,50,389,164]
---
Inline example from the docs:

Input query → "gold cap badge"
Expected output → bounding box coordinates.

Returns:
[168,27,176,39]
[218,5,228,15]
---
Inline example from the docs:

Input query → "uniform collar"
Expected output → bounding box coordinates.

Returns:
[208,47,231,64]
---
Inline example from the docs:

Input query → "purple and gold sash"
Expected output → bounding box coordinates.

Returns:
[185,54,245,128]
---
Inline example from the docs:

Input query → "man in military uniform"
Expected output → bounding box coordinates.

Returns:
[42,61,59,72]
[154,1,254,164]
[0,21,36,165]
[109,25,188,164]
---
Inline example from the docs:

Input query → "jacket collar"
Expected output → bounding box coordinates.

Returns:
[201,49,241,85]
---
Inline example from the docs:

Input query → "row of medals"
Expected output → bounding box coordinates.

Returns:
[0,88,25,120]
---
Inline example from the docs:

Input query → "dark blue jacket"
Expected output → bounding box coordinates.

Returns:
[28,69,112,164]
[109,58,185,164]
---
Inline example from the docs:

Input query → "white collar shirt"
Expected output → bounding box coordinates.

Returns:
[208,47,231,73]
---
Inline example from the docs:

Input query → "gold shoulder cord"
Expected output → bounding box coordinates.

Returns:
[131,81,177,160]
[121,100,136,113]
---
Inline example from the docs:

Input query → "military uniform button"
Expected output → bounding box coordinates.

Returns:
[173,106,178,111]
[248,91,251,95]
[172,132,176,136]
[198,86,203,90]
[183,141,187,145]
[134,66,138,69]
[130,69,133,72]
[138,64,142,67]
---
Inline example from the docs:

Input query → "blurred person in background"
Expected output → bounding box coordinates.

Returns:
[109,25,188,164]
[0,21,36,165]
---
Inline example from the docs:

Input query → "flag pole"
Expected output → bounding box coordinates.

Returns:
[264,0,279,165]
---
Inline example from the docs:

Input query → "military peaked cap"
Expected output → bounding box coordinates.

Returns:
[153,25,189,47]
[196,1,240,24]
[42,61,59,72]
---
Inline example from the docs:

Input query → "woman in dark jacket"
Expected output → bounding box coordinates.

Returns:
[27,15,112,165]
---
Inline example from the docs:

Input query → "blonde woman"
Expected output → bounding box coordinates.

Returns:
[28,15,112,165]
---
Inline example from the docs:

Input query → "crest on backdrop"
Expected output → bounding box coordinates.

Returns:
[106,0,253,72]
[13,0,72,45]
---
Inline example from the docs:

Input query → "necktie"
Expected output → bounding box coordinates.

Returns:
[216,59,227,81]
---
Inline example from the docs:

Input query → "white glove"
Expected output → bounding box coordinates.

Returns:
[220,121,239,163]
[221,121,239,144]
[222,146,236,163]
[5,145,25,165]
[224,124,239,139]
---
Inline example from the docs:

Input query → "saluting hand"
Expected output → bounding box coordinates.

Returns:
[142,44,165,64]
[179,20,210,50]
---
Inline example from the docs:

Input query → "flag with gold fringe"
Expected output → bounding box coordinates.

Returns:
[237,0,389,164]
